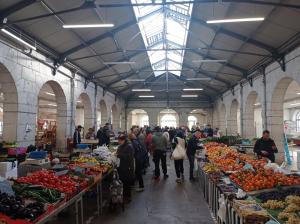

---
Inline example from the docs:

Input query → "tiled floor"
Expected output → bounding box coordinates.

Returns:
[97,158,215,224]
[48,157,215,224]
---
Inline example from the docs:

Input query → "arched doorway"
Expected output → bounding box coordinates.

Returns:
[37,81,67,149]
[0,64,18,142]
[75,93,93,133]
[111,104,120,130]
[188,116,197,130]
[127,109,149,129]
[99,100,108,126]
[188,109,208,129]
[244,91,262,139]
[159,109,179,128]
[219,104,226,135]
[271,79,300,162]
[228,100,241,136]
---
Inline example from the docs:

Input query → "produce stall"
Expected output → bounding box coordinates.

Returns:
[197,142,300,224]
[0,145,116,224]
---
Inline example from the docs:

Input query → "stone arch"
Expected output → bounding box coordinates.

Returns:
[37,80,67,149]
[228,99,240,135]
[76,93,93,132]
[111,104,120,130]
[219,104,226,135]
[270,77,300,162]
[188,109,208,129]
[244,91,262,139]
[0,63,18,142]
[127,109,149,129]
[158,109,179,128]
[99,100,108,126]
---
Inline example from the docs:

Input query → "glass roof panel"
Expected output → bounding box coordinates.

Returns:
[131,0,193,77]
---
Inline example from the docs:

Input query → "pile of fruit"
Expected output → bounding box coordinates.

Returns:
[230,169,300,192]
[16,170,77,194]
[203,163,220,173]
[205,143,266,173]
[73,157,100,165]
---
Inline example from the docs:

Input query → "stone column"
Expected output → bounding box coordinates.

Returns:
[146,108,160,128]
[176,109,190,127]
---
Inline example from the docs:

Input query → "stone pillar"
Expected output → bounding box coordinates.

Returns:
[69,77,75,137]
[146,108,160,128]
[93,85,98,131]
[176,109,190,127]
[240,84,244,137]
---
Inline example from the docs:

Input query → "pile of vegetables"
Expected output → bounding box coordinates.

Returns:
[13,184,62,204]
[16,170,77,194]
[0,191,44,221]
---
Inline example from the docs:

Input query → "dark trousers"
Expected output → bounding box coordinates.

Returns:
[123,181,131,199]
[153,150,167,177]
[174,159,184,178]
[188,154,195,179]
[135,161,144,188]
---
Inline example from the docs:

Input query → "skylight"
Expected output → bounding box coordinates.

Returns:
[131,0,193,77]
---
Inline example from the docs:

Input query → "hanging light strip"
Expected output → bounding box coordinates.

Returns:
[1,28,36,50]
[63,24,114,28]
[207,17,264,24]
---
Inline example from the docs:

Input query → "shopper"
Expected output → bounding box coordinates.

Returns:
[117,134,135,202]
[254,130,278,162]
[85,128,95,139]
[102,124,111,146]
[145,128,153,154]
[129,133,147,192]
[152,126,168,180]
[96,127,106,146]
[73,125,83,148]
[162,128,170,150]
[187,131,202,181]
[206,125,214,137]
[172,131,186,183]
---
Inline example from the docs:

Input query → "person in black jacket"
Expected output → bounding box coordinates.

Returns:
[129,133,147,192]
[254,130,278,162]
[187,131,202,181]
[117,134,135,202]
[73,125,83,148]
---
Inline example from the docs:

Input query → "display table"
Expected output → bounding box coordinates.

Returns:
[36,168,113,224]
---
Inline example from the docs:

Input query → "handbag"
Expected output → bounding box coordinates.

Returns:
[171,137,186,160]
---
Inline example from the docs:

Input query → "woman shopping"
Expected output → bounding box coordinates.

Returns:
[171,131,187,183]
[117,134,135,203]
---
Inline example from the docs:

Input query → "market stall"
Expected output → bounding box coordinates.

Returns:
[197,142,300,224]
[0,145,117,224]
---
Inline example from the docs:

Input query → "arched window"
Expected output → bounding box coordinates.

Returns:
[188,115,197,130]
[297,112,300,132]
[161,114,176,127]
[140,115,149,127]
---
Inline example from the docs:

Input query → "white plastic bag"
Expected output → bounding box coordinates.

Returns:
[218,194,226,222]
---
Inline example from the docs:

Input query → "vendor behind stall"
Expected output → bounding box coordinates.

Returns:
[73,125,83,148]
[254,130,278,162]
[85,128,95,139]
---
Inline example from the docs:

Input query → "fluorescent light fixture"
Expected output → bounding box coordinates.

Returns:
[138,95,155,98]
[186,78,211,81]
[63,24,114,28]
[297,92,300,95]
[122,79,145,82]
[192,59,227,63]
[254,103,261,106]
[207,17,265,24]
[77,100,82,103]
[132,89,151,92]
[103,61,136,65]
[290,103,300,106]
[47,103,57,107]
[44,92,55,96]
[1,28,36,50]
[181,95,198,98]
[183,88,203,91]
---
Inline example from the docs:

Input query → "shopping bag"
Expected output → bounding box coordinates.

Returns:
[171,144,186,160]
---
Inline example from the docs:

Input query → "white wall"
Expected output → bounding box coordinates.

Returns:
[0,42,125,148]
[213,45,300,162]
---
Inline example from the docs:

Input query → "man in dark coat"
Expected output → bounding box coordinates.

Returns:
[117,134,135,202]
[187,131,202,181]
[73,125,83,148]
[254,130,278,162]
